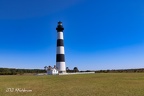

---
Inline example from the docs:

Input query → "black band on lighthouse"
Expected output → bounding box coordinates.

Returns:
[57,39,64,46]
[56,21,64,32]
[56,27,64,32]
[56,54,65,62]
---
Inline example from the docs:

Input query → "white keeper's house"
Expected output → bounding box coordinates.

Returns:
[46,65,59,75]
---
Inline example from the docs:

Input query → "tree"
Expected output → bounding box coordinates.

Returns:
[73,67,79,72]
[44,66,47,71]
[66,67,69,71]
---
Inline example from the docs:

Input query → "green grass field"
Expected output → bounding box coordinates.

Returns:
[0,73,144,96]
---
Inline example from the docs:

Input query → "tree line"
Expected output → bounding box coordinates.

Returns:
[0,68,46,75]
[95,68,144,73]
[0,66,80,75]
[1,67,144,75]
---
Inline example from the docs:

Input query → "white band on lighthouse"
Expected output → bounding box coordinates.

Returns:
[57,32,63,39]
[57,46,64,54]
[56,62,66,71]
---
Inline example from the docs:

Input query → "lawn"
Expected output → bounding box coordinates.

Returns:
[0,73,144,96]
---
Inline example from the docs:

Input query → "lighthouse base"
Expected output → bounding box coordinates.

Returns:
[56,62,66,72]
[59,71,66,74]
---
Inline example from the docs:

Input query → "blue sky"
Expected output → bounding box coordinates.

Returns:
[0,0,144,70]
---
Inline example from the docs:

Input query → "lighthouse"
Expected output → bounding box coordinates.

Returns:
[56,21,66,73]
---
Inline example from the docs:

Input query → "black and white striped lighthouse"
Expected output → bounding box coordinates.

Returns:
[56,21,66,73]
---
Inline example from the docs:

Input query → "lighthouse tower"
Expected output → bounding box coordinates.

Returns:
[56,21,66,73]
